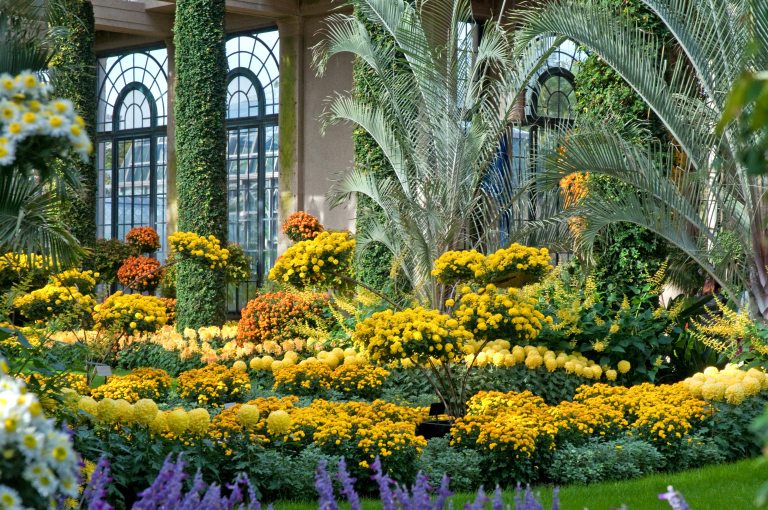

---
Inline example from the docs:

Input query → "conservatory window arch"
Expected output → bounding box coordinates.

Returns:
[95,47,169,261]
[225,29,279,311]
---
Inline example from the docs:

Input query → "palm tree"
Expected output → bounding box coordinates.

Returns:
[0,0,83,268]
[314,0,554,307]
[517,0,768,318]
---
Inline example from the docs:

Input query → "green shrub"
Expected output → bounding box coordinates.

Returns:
[85,239,134,284]
[116,342,202,377]
[174,0,228,329]
[49,0,97,247]
[708,395,768,461]
[417,437,484,493]
[467,365,588,405]
[663,434,725,472]
[248,446,340,501]
[546,437,663,485]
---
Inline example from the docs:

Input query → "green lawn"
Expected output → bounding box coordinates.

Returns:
[275,458,766,510]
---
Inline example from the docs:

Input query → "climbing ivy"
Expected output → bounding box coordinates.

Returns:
[174,0,228,328]
[48,0,97,247]
[573,0,671,292]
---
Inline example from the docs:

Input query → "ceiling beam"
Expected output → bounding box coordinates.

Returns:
[92,0,173,37]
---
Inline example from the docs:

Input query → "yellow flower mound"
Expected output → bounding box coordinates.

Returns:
[452,285,547,344]
[50,268,99,294]
[187,408,211,435]
[266,410,292,436]
[77,396,98,418]
[176,364,251,406]
[133,398,159,426]
[354,307,473,366]
[482,244,553,284]
[683,365,767,404]
[0,252,50,273]
[268,230,355,289]
[273,361,332,395]
[91,368,171,403]
[232,360,247,373]
[237,404,260,429]
[167,409,189,436]
[453,382,712,457]
[95,398,118,424]
[23,372,89,396]
[617,360,631,374]
[169,231,229,269]
[92,292,167,335]
[431,250,486,284]
[13,284,96,322]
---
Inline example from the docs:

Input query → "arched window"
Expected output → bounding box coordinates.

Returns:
[524,39,583,123]
[225,30,279,311]
[96,48,169,260]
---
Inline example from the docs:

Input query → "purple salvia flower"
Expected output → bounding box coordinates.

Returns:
[433,475,453,510]
[315,459,340,510]
[371,457,397,510]
[133,455,188,509]
[177,471,207,510]
[521,485,543,510]
[225,476,245,508]
[492,487,504,510]
[336,459,362,510]
[659,486,692,510]
[409,473,434,510]
[551,488,559,510]
[82,457,113,510]
[243,474,262,510]
[200,483,224,510]
[465,486,488,510]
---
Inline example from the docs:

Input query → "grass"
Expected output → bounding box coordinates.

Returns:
[274,457,766,510]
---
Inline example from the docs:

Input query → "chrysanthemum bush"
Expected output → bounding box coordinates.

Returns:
[0,252,51,290]
[90,367,172,403]
[283,211,324,242]
[431,244,552,287]
[169,231,229,270]
[236,291,328,347]
[117,256,163,292]
[272,360,390,398]
[92,292,168,336]
[268,230,355,288]
[49,268,98,294]
[13,283,95,324]
[176,363,251,406]
[683,364,768,404]
[125,226,161,254]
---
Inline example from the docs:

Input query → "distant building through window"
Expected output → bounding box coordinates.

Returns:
[225,29,280,312]
[95,47,169,261]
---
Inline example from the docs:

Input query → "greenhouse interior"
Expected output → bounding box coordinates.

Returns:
[1,0,767,508]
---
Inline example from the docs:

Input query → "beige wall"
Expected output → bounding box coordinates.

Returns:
[299,15,355,233]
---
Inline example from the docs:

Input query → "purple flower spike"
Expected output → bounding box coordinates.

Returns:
[336,458,362,510]
[492,487,504,510]
[433,475,453,510]
[465,486,488,510]
[315,459,340,510]
[82,457,113,510]
[659,486,692,510]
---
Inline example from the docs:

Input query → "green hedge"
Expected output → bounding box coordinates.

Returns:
[48,0,97,247]
[174,0,228,328]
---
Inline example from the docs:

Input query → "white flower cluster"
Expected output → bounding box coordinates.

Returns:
[0,71,92,166]
[0,358,80,509]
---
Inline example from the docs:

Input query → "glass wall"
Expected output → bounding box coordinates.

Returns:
[95,48,169,262]
[225,29,280,311]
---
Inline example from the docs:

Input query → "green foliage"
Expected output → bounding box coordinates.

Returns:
[116,342,202,377]
[546,437,663,485]
[173,0,227,328]
[466,365,587,405]
[225,242,252,285]
[417,437,484,493]
[246,446,341,501]
[49,0,97,247]
[708,395,768,461]
[83,238,134,284]
[719,71,768,176]
[536,263,677,383]
[663,434,725,472]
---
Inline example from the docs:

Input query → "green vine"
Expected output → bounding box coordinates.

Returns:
[48,0,97,247]
[173,0,228,328]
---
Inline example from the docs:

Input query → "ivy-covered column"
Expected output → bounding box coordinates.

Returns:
[173,0,228,328]
[49,0,97,247]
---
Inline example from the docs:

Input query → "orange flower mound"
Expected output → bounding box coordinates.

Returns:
[559,171,589,208]
[125,226,161,253]
[236,291,327,347]
[282,211,324,243]
[117,256,162,291]
[159,297,176,324]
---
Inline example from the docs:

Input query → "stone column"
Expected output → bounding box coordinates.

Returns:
[165,38,178,239]
[276,16,304,254]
